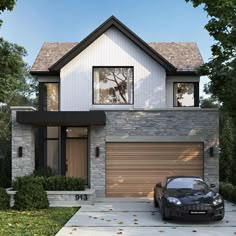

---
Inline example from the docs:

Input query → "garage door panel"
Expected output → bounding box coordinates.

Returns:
[106,142,203,197]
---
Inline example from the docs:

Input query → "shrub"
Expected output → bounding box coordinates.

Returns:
[13,176,86,191]
[12,176,45,191]
[14,181,49,210]
[33,167,56,177]
[0,188,10,210]
[219,182,236,203]
[44,176,86,191]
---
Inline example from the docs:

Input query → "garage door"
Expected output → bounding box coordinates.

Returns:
[106,142,203,197]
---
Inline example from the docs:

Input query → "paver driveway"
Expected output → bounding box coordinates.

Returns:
[56,199,236,236]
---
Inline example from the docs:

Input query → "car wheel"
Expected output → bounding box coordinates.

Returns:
[215,215,224,221]
[161,207,169,221]
[154,194,159,208]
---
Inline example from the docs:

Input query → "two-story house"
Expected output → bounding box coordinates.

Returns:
[11,16,219,197]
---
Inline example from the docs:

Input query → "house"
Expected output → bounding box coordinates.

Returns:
[11,16,219,197]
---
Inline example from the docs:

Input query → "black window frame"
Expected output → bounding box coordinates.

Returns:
[173,82,199,107]
[92,66,134,105]
[43,126,60,174]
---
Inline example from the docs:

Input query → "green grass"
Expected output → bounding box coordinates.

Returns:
[0,207,79,236]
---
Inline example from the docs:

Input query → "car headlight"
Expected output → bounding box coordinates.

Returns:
[213,194,223,206]
[167,197,182,205]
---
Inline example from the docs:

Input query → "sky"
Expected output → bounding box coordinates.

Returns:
[1,0,213,96]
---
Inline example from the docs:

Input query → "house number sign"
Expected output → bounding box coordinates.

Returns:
[75,194,88,201]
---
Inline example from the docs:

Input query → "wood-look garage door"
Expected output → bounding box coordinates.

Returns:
[106,142,203,197]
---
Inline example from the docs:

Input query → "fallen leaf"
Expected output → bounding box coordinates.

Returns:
[117,232,123,235]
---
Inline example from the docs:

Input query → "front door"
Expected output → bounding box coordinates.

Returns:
[65,127,88,179]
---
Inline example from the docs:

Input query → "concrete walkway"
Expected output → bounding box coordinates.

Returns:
[56,199,236,236]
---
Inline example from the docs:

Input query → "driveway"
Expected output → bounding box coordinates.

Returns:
[56,199,236,236]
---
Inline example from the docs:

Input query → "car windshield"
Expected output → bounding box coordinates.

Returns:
[166,178,208,190]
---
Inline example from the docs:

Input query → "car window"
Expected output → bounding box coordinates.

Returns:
[166,178,208,190]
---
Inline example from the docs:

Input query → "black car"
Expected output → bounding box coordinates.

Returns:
[154,176,224,221]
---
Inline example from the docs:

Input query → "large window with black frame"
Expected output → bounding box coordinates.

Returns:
[93,67,134,105]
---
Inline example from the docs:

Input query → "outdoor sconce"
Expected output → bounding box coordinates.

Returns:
[18,146,23,158]
[95,146,100,157]
[209,147,214,157]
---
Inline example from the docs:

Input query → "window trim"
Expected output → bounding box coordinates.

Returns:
[92,66,134,105]
[173,82,199,107]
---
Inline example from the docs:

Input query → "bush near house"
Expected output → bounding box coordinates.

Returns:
[14,181,49,210]
[0,188,10,210]
[219,182,236,203]
[13,176,86,191]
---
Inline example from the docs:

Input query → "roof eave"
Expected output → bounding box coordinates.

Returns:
[30,70,60,76]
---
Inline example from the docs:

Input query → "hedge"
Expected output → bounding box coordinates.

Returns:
[219,182,236,203]
[13,176,86,191]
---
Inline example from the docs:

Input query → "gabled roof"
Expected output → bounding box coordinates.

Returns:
[31,42,203,75]
[31,16,204,76]
[49,16,176,72]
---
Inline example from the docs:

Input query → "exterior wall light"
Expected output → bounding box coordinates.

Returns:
[95,146,100,157]
[18,146,23,157]
[209,147,214,157]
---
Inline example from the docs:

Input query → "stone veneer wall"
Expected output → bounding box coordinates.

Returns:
[90,109,219,197]
[11,107,35,180]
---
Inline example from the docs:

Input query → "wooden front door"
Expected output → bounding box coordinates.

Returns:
[65,127,88,179]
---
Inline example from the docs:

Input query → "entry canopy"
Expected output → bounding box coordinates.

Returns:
[16,111,106,126]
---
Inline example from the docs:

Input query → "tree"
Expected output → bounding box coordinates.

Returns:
[219,114,234,182]
[186,0,236,184]
[0,0,37,187]
[185,0,236,117]
[0,0,16,27]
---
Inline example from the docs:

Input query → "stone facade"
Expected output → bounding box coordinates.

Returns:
[11,107,35,180]
[90,109,219,196]
[90,126,106,197]
[11,107,219,197]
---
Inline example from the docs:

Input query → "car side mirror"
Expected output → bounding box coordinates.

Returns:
[156,182,162,188]
[210,184,216,188]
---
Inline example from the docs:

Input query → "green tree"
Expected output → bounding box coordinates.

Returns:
[0,0,16,27]
[186,0,236,184]
[186,0,236,116]
[0,0,37,187]
[219,114,234,182]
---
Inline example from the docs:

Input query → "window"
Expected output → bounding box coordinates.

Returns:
[173,82,199,107]
[43,83,59,111]
[93,67,134,104]
[44,127,59,174]
[66,127,88,138]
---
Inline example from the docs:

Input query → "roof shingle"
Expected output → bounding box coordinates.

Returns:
[31,42,203,73]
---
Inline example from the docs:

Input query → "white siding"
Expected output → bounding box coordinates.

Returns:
[60,27,166,111]
[166,76,200,108]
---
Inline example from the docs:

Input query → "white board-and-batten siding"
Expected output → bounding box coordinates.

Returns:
[60,27,166,111]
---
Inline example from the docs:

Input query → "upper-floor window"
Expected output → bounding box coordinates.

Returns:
[173,82,199,107]
[93,67,134,105]
[42,83,59,111]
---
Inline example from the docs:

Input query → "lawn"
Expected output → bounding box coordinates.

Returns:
[0,207,78,236]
